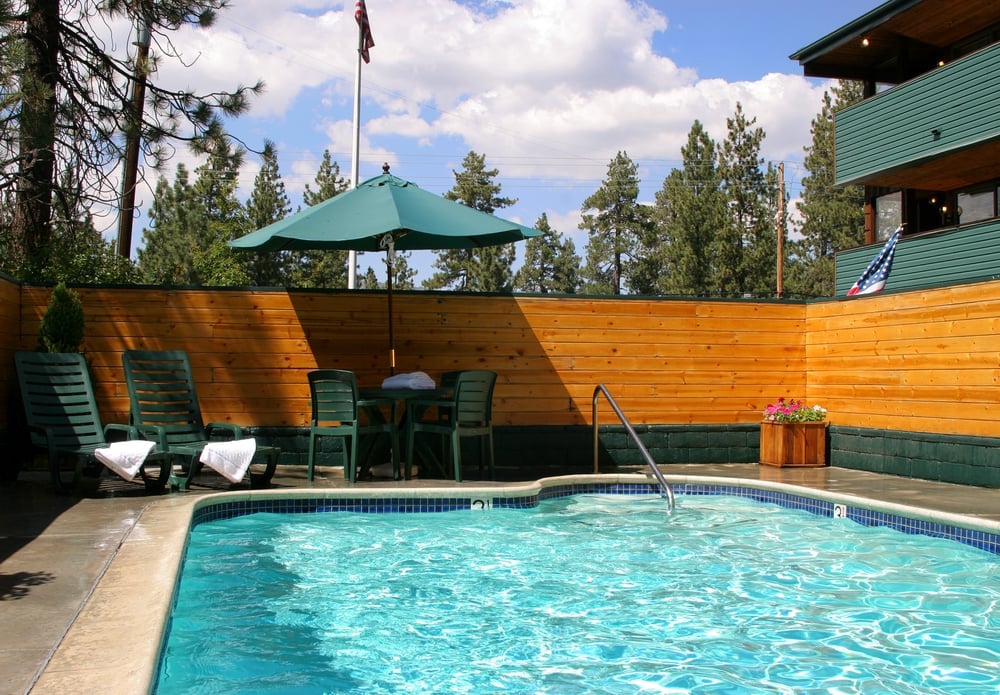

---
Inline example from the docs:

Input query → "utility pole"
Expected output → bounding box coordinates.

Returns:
[116,17,151,259]
[776,161,785,298]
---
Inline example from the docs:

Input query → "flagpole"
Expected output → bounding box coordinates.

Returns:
[348,11,364,290]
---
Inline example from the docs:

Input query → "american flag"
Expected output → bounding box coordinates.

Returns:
[355,0,375,63]
[847,226,902,296]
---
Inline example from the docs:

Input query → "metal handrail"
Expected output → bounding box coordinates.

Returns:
[592,384,675,511]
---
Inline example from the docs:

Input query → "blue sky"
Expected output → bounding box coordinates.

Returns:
[130,0,880,281]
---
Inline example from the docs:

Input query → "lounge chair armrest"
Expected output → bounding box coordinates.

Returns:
[27,423,58,452]
[104,423,139,441]
[205,422,243,440]
[133,424,170,449]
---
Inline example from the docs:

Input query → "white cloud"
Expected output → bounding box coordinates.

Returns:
[126,0,834,262]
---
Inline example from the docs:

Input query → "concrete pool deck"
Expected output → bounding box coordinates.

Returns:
[1,464,998,694]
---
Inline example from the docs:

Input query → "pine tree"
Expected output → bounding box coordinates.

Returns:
[49,212,139,284]
[653,121,726,296]
[2,0,260,281]
[137,165,198,284]
[392,254,418,290]
[425,151,517,292]
[580,151,649,295]
[138,141,246,285]
[192,141,244,228]
[287,150,349,289]
[303,150,349,204]
[787,81,865,297]
[359,266,381,289]
[360,251,417,290]
[242,142,292,286]
[188,140,246,285]
[715,103,778,297]
[514,213,581,293]
[0,162,139,283]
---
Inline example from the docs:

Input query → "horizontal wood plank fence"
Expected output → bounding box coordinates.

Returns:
[2,277,998,440]
[806,281,1000,438]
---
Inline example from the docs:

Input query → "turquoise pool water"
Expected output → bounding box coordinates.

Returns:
[157,495,999,693]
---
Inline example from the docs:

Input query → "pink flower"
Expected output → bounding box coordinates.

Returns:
[762,397,826,423]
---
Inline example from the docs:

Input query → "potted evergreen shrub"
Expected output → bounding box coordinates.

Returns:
[38,282,85,353]
[6,283,87,482]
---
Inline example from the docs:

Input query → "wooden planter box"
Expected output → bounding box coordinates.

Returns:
[759,421,828,468]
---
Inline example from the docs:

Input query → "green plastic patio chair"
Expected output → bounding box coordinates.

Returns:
[406,369,497,482]
[122,350,279,491]
[307,369,400,482]
[14,351,171,492]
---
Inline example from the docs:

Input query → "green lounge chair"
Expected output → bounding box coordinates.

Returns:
[122,350,279,491]
[14,351,171,492]
[406,370,497,482]
[307,369,400,482]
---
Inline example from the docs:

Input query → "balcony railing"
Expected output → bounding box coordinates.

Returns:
[835,41,1000,189]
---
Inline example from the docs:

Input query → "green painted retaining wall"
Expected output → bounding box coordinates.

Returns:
[250,423,999,488]
[832,426,1000,488]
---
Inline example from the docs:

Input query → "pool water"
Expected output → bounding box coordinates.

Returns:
[156,496,999,693]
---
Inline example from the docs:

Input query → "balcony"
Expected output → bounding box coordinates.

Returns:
[835,217,1000,295]
[835,41,1000,191]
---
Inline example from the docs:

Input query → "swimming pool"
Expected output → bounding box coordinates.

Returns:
[156,482,1000,693]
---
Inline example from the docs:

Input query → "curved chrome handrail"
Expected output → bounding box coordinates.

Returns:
[592,384,675,512]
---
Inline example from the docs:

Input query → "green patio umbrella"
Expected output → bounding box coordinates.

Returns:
[229,171,541,372]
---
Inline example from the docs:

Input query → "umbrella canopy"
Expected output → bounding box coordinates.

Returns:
[229,172,540,252]
[229,172,541,374]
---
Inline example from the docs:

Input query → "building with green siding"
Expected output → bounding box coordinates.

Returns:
[791,0,1000,295]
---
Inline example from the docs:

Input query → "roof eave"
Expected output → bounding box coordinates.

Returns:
[788,0,924,64]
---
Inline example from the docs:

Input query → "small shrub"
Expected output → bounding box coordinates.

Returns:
[38,282,85,353]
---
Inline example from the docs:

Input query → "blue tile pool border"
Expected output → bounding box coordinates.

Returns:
[190,481,1000,556]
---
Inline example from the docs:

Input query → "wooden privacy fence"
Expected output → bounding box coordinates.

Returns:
[806,280,1000,437]
[3,277,999,439]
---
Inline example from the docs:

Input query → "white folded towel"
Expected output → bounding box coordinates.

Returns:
[381,371,436,390]
[95,440,156,482]
[199,439,257,483]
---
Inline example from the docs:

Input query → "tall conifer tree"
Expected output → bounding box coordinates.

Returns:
[788,81,865,297]
[426,151,517,292]
[580,151,648,295]
[654,120,726,295]
[137,165,197,284]
[243,142,291,286]
[287,150,349,288]
[138,141,244,285]
[715,103,778,297]
[1,0,260,281]
[514,213,580,293]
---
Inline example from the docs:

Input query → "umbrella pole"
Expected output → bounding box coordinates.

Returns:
[386,247,395,375]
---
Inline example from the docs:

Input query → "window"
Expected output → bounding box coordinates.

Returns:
[875,191,902,240]
[957,186,996,224]
[915,190,949,231]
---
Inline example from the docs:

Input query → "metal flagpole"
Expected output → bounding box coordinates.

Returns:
[776,161,785,298]
[348,6,364,290]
